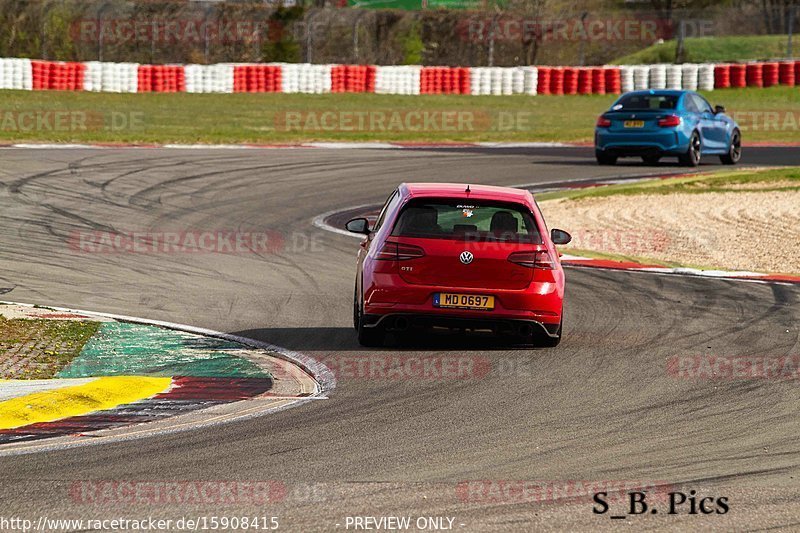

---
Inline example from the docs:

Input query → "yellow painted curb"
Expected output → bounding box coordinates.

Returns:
[0,376,172,430]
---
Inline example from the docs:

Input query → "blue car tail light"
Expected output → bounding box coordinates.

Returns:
[658,115,681,127]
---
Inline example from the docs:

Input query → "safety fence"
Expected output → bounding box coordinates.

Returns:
[2,58,799,95]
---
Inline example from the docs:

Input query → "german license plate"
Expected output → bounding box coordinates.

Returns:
[433,293,494,310]
[624,120,645,128]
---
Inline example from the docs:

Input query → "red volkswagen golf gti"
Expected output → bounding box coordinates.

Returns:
[346,183,571,347]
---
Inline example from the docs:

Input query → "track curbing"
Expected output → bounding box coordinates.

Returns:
[0,301,334,456]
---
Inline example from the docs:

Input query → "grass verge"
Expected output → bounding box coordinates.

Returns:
[538,166,800,201]
[0,318,100,379]
[563,247,723,271]
[613,35,792,64]
[0,86,798,144]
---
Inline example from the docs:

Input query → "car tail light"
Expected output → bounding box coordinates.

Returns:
[375,242,425,261]
[396,243,425,260]
[596,116,612,127]
[508,251,555,269]
[658,115,681,127]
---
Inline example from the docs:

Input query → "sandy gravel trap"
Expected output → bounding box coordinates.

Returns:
[542,190,800,275]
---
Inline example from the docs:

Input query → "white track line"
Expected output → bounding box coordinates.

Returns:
[565,264,780,285]
[0,378,97,402]
[477,141,573,148]
[312,203,375,239]
[306,142,397,149]
[10,144,98,149]
[4,141,585,151]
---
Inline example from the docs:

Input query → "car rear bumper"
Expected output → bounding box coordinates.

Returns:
[362,313,561,338]
[363,280,563,328]
[595,129,687,155]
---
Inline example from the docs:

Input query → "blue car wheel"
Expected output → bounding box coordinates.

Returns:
[678,131,702,167]
[595,150,617,165]
[720,129,742,165]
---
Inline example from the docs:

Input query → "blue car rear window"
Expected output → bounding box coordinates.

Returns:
[614,94,678,111]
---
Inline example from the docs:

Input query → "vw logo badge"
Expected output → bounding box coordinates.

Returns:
[459,251,474,265]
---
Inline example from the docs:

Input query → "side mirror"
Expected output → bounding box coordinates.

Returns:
[714,105,725,115]
[345,217,371,235]
[551,228,572,245]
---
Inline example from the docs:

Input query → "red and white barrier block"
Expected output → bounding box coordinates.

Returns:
[184,64,234,93]
[281,63,333,93]
[86,62,139,93]
[32,61,85,90]
[2,57,799,96]
[137,65,185,93]
[0,58,33,90]
[374,66,421,95]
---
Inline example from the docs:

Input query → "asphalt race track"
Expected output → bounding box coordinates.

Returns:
[1,145,800,530]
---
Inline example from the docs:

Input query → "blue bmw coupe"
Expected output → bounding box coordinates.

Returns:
[594,89,742,167]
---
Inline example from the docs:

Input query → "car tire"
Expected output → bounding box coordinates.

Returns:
[642,154,661,165]
[357,316,384,347]
[595,150,617,165]
[353,291,385,348]
[353,283,360,331]
[539,320,562,348]
[720,129,742,165]
[354,285,384,346]
[678,131,701,167]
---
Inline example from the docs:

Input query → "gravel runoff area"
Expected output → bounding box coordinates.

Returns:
[541,189,800,275]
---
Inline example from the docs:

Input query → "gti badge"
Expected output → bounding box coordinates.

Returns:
[459,251,474,265]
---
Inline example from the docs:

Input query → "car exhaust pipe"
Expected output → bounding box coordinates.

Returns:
[517,323,534,338]
[393,316,410,331]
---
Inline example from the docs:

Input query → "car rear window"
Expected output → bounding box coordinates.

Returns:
[613,94,678,111]
[391,199,542,243]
